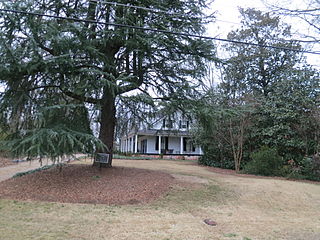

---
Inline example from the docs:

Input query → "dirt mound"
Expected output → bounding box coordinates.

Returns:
[0,164,176,205]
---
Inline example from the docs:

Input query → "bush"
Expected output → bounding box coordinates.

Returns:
[243,147,284,176]
[298,155,320,181]
[198,145,234,169]
[113,154,154,160]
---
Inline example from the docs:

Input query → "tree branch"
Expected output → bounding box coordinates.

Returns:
[27,85,60,92]
[31,32,55,55]
[118,75,144,94]
[62,90,101,104]
[26,84,101,104]
[74,64,103,71]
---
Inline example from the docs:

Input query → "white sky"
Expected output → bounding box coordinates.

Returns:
[210,0,269,31]
[207,0,320,68]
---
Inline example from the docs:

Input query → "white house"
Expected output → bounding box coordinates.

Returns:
[120,113,203,155]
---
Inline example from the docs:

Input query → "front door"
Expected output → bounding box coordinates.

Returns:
[161,137,169,154]
[141,139,147,153]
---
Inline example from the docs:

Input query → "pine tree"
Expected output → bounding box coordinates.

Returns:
[0,0,215,166]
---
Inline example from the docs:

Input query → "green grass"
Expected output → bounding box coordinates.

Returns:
[224,233,238,237]
[91,175,101,180]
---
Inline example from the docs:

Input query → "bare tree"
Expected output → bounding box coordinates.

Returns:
[228,110,252,172]
[262,0,320,43]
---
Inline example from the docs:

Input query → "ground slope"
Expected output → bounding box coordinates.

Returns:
[0,159,319,240]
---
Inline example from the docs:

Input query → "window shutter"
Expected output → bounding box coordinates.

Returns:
[155,136,159,150]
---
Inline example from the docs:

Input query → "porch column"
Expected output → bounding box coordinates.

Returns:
[158,135,161,155]
[126,139,129,152]
[131,137,134,152]
[180,136,183,154]
[199,146,203,155]
[134,135,138,153]
[126,137,130,152]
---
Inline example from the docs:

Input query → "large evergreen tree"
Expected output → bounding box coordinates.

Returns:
[0,0,215,166]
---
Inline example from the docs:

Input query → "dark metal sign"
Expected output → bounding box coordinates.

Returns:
[95,153,110,163]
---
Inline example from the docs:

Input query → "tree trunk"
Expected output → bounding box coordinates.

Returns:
[95,94,116,167]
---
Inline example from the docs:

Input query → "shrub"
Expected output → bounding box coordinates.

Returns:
[243,147,284,176]
[298,155,320,181]
[198,145,234,169]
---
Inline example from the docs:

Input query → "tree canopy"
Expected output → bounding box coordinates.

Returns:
[222,8,302,99]
[195,8,320,180]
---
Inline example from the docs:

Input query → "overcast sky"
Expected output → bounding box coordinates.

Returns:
[211,0,269,32]
[207,0,320,67]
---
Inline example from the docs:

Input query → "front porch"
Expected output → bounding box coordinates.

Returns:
[120,131,202,156]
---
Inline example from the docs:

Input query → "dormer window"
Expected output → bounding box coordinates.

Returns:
[162,119,173,128]
[179,120,189,129]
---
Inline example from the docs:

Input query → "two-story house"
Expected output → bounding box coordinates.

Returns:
[119,113,202,156]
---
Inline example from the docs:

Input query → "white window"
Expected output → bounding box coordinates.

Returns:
[162,119,173,128]
[179,120,189,129]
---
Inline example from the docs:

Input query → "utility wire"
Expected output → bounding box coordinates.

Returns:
[90,0,209,19]
[88,1,320,48]
[0,0,211,20]
[0,8,320,55]
[1,0,319,45]
[0,0,236,24]
[75,0,320,45]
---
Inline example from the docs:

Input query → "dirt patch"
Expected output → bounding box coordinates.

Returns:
[0,164,176,205]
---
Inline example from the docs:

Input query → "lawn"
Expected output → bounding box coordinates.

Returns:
[0,159,319,240]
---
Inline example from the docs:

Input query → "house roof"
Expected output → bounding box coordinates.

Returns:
[137,129,191,137]
[120,129,192,138]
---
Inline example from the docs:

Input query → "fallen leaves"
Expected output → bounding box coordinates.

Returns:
[0,164,176,205]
